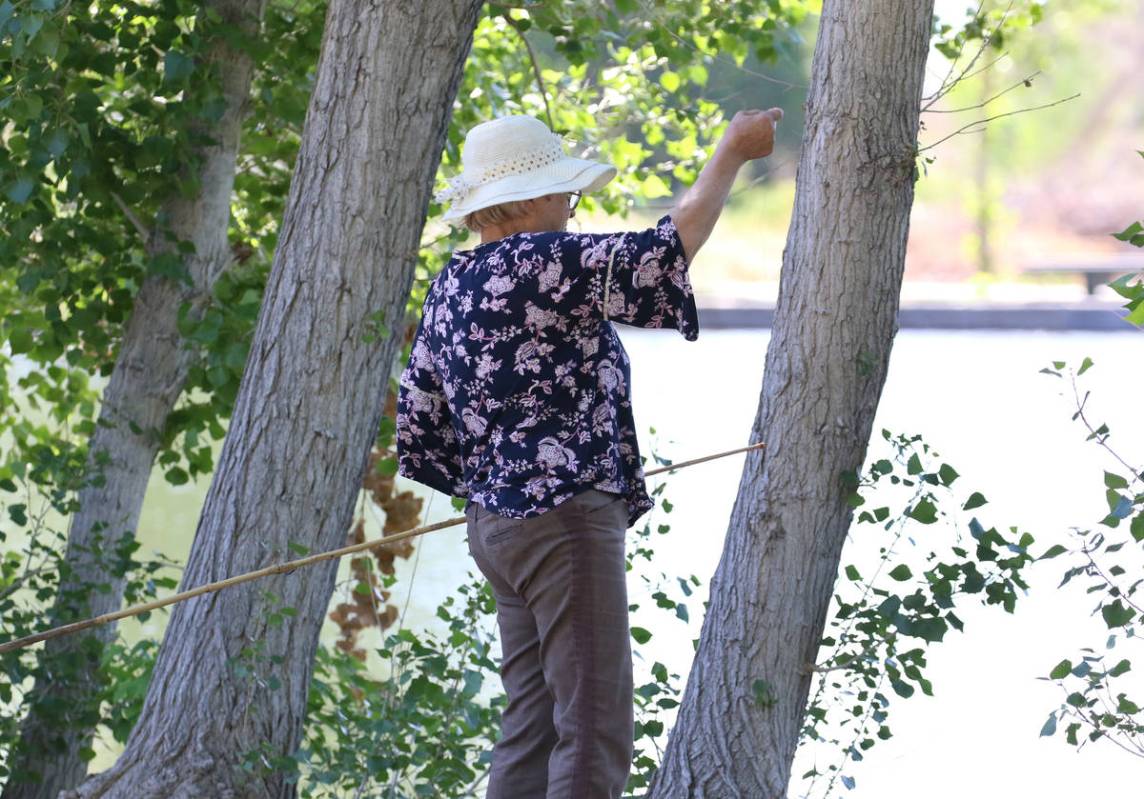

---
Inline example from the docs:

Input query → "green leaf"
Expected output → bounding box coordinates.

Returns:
[45,128,69,157]
[844,564,862,581]
[888,564,912,581]
[962,492,987,510]
[890,679,914,698]
[1108,272,1140,299]
[5,176,35,204]
[907,498,937,524]
[1127,302,1144,326]
[1077,356,1094,375]
[163,49,194,83]
[1049,659,1072,679]
[1039,712,1057,737]
[1038,544,1068,560]
[910,617,948,643]
[1112,220,1142,242]
[658,71,681,92]
[376,456,398,477]
[631,627,652,644]
[937,463,959,486]
[8,504,27,526]
[1108,659,1131,677]
[1104,471,1129,490]
[640,173,672,199]
[1107,494,1133,521]
[1102,600,1136,629]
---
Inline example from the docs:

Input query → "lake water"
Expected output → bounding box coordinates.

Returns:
[24,327,1143,791]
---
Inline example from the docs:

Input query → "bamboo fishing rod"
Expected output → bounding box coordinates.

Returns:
[0,440,764,655]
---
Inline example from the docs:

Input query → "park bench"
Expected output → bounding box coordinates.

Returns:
[1023,252,1143,295]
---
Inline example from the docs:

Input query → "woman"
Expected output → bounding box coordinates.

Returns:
[396,109,780,798]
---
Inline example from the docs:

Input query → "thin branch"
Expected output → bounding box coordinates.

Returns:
[957,50,1012,85]
[1069,373,1143,489]
[1080,542,1144,618]
[922,0,989,107]
[503,15,554,131]
[0,442,767,656]
[917,93,1081,154]
[1058,700,1144,759]
[419,230,457,252]
[110,190,152,244]
[0,565,53,603]
[923,70,1040,114]
[922,0,1017,113]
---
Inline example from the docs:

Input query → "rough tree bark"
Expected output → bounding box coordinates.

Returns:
[4,2,267,796]
[62,1,485,797]
[648,2,936,796]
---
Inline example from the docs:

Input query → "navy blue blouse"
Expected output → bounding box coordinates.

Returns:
[395,213,699,528]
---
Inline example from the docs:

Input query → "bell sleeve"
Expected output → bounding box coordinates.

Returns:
[565,213,700,341]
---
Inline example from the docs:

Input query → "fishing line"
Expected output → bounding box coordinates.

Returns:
[0,441,764,655]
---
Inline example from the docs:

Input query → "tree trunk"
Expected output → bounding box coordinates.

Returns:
[4,2,266,796]
[62,1,485,797]
[648,2,935,796]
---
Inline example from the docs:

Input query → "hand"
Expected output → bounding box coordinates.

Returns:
[718,108,783,164]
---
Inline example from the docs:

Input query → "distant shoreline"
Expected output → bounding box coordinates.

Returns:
[695,301,1135,332]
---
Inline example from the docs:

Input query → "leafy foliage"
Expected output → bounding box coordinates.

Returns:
[1034,362,1142,756]
[1107,151,1144,327]
[797,431,1036,796]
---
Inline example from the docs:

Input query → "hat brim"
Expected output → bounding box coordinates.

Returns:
[439,158,617,222]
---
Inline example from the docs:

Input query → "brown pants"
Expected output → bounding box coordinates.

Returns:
[465,488,634,799]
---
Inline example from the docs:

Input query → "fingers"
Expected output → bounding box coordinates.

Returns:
[721,107,783,161]
[734,107,783,126]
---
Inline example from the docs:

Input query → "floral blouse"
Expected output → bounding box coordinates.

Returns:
[395,213,699,528]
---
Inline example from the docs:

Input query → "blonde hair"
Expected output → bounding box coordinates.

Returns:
[463,199,532,234]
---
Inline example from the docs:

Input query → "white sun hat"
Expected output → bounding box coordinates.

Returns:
[435,115,617,222]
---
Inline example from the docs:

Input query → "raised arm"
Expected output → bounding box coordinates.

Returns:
[670,107,783,262]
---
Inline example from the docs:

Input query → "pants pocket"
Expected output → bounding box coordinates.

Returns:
[484,513,529,546]
[576,488,625,518]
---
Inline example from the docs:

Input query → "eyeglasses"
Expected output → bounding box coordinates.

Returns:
[568,191,582,212]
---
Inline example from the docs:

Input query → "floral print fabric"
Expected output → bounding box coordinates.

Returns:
[396,213,699,528]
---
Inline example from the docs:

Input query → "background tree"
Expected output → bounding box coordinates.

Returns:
[1,2,270,795]
[60,1,486,796]
[648,2,939,794]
